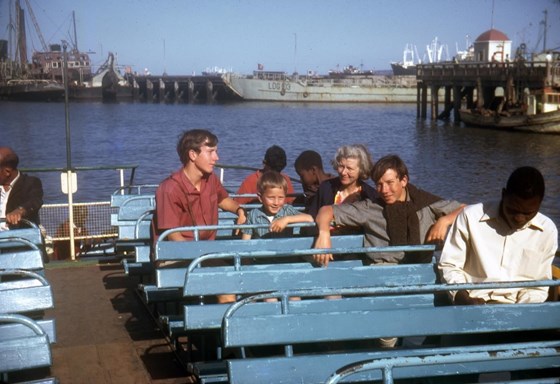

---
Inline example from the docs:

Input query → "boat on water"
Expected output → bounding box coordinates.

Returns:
[456,26,560,134]
[67,52,137,101]
[390,44,419,76]
[0,78,64,101]
[0,1,135,102]
[222,66,418,103]
[391,37,451,77]
[459,88,560,134]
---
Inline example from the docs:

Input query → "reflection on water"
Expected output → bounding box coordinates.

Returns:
[1,101,559,226]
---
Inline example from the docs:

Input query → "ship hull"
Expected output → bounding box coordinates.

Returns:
[0,80,64,101]
[459,109,560,134]
[224,73,418,103]
[390,63,417,76]
[68,84,136,102]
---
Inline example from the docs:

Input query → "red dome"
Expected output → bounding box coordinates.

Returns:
[475,29,510,42]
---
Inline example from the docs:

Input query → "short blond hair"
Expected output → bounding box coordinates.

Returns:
[257,170,288,194]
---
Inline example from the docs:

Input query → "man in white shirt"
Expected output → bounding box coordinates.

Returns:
[439,166,558,304]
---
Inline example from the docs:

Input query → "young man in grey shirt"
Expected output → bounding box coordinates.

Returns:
[313,154,464,266]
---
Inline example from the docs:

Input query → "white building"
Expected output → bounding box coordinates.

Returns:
[473,29,512,62]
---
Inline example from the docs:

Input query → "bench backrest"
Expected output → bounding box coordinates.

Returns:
[112,200,263,242]
[155,233,365,289]
[110,195,155,224]
[0,227,44,247]
[183,258,436,296]
[183,261,436,332]
[181,244,436,337]
[0,238,45,270]
[223,280,560,348]
[0,224,47,268]
[224,279,560,384]
[0,314,52,372]
[0,270,54,314]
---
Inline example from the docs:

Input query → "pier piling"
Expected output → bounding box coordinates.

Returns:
[416,61,559,123]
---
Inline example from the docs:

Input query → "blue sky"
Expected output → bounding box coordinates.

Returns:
[2,0,559,75]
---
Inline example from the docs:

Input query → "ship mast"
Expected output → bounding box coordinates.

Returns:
[15,0,27,65]
[23,0,48,52]
[72,11,78,51]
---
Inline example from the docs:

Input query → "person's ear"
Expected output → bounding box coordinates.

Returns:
[401,175,409,188]
[188,149,197,162]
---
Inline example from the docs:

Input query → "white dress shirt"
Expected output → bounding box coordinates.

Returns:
[439,200,558,304]
[0,172,19,231]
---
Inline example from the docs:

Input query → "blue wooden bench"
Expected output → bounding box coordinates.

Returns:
[0,226,57,383]
[181,245,435,332]
[0,268,56,382]
[142,224,360,303]
[138,225,366,365]
[121,203,264,277]
[110,188,260,248]
[110,192,156,253]
[117,191,266,276]
[0,314,54,376]
[223,280,560,384]
[179,245,435,381]
[0,220,48,264]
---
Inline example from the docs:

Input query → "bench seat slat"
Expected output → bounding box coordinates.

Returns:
[184,294,434,331]
[0,319,57,343]
[155,235,364,262]
[0,285,54,313]
[227,341,560,384]
[0,229,43,247]
[0,249,44,270]
[0,335,52,372]
[224,302,560,348]
[181,262,436,294]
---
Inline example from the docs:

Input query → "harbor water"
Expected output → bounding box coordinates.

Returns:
[1,101,559,228]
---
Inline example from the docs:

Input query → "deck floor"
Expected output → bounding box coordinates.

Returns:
[13,259,195,384]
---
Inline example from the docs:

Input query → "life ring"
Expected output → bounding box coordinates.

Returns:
[303,91,309,98]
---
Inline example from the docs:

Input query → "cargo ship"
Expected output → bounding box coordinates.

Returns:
[222,66,419,103]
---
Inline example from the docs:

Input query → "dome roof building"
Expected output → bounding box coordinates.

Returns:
[473,28,512,62]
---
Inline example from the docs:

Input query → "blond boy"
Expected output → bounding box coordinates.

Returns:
[242,170,313,240]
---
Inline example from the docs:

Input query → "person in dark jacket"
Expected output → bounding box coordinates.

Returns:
[0,147,43,229]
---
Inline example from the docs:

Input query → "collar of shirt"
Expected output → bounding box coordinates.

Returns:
[479,200,545,232]
[3,170,20,190]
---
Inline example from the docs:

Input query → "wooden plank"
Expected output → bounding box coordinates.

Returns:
[182,262,436,295]
[224,301,560,347]
[227,341,560,384]
[155,234,364,261]
[0,249,44,270]
[0,284,54,313]
[184,294,434,330]
[0,228,43,247]
[0,319,56,343]
[0,334,52,372]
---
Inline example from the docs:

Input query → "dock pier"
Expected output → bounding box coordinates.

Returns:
[416,60,560,122]
[132,74,241,103]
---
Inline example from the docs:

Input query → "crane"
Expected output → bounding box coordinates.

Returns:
[22,0,48,52]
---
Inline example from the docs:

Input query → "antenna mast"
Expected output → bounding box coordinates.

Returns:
[293,33,297,74]
[490,0,495,29]
[542,9,548,51]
